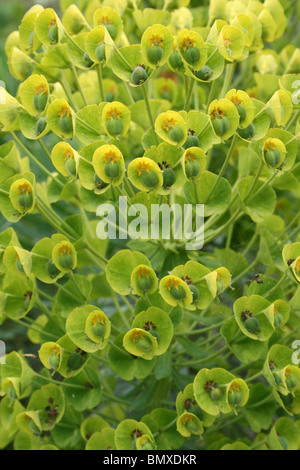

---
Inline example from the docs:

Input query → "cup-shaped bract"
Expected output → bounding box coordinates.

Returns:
[51,142,79,179]
[209,98,239,141]
[225,89,255,129]
[93,7,123,42]
[92,144,125,186]
[123,328,158,360]
[127,156,163,192]
[52,240,77,273]
[35,8,64,46]
[155,110,187,146]
[131,306,173,356]
[85,26,114,66]
[102,101,131,140]
[19,5,44,53]
[226,378,249,412]
[141,24,174,68]
[182,147,207,180]
[19,75,49,117]
[9,177,35,215]
[177,29,207,71]
[130,265,158,296]
[114,419,154,450]
[217,25,245,62]
[159,274,193,308]
[39,342,62,371]
[233,295,275,341]
[62,4,88,35]
[176,412,204,438]
[262,137,286,169]
[47,99,75,140]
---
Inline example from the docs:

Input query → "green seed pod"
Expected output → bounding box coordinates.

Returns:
[48,25,58,44]
[281,393,293,407]
[58,115,73,134]
[16,258,24,273]
[161,90,172,101]
[194,65,213,81]
[216,279,224,295]
[140,169,159,188]
[210,387,222,401]
[104,161,120,179]
[212,117,230,137]
[65,157,76,177]
[105,92,114,102]
[36,117,47,135]
[136,276,153,292]
[236,104,246,123]
[49,353,60,370]
[95,43,106,62]
[47,259,60,278]
[185,418,200,434]
[185,160,200,178]
[228,390,243,406]
[183,46,200,65]
[264,149,281,167]
[33,92,48,112]
[131,66,148,85]
[169,125,184,143]
[106,117,124,136]
[29,420,40,435]
[142,442,155,450]
[169,50,184,69]
[245,316,260,334]
[286,375,298,392]
[279,436,288,450]
[136,335,152,352]
[238,123,255,140]
[190,285,199,302]
[163,167,176,188]
[59,252,74,269]
[170,284,186,300]
[147,45,163,64]
[83,52,94,68]
[184,134,199,149]
[92,322,105,337]
[67,352,84,371]
[105,23,117,40]
[7,386,17,400]
[18,191,33,210]
[274,313,284,329]
[273,372,282,386]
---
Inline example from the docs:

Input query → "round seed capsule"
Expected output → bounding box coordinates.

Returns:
[194,65,213,81]
[106,117,124,136]
[161,90,172,101]
[184,134,199,149]
[36,117,47,135]
[281,393,293,407]
[228,390,243,406]
[48,25,58,44]
[140,170,159,188]
[131,66,148,85]
[59,252,74,269]
[67,352,84,370]
[83,52,94,68]
[47,259,60,278]
[169,125,184,143]
[236,104,246,123]
[142,442,155,450]
[33,92,48,112]
[58,115,73,134]
[185,418,200,434]
[105,92,114,102]
[169,50,184,69]
[136,276,153,292]
[147,45,163,64]
[49,353,60,369]
[286,375,298,392]
[185,160,200,178]
[210,387,222,401]
[273,372,282,386]
[92,322,105,337]
[244,316,260,334]
[29,420,41,435]
[136,335,152,352]
[279,436,288,450]
[190,285,199,302]
[16,259,24,273]
[274,313,284,329]
[94,173,107,189]
[104,161,120,179]
[18,191,33,210]
[212,117,230,137]
[65,157,76,177]
[183,46,200,65]
[237,123,255,140]
[163,167,176,188]
[105,23,117,40]
[170,284,186,300]
[95,43,106,62]
[264,149,281,167]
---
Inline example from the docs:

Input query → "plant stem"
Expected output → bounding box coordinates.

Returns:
[141,84,159,145]
[72,65,88,106]
[96,64,105,102]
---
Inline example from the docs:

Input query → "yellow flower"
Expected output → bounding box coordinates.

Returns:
[162,117,177,132]
[149,34,163,46]
[136,266,150,279]
[136,160,151,176]
[34,83,48,96]
[180,36,196,51]
[91,313,104,326]
[131,330,145,343]
[58,243,72,257]
[58,105,71,119]
[166,276,181,291]
[106,107,122,120]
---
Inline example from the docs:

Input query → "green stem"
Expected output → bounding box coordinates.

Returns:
[184,77,195,112]
[141,84,159,145]
[72,65,88,106]
[96,64,105,102]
